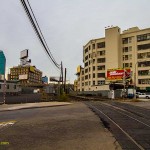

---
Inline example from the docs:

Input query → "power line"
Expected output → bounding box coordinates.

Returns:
[26,0,59,67]
[20,0,60,69]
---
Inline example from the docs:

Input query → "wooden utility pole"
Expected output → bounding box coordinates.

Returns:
[64,68,67,93]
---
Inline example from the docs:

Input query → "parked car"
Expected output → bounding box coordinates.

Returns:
[136,93,150,99]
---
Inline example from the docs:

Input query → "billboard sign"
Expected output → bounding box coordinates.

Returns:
[50,76,61,82]
[19,74,28,80]
[20,49,28,59]
[107,68,131,81]
[30,66,35,73]
[77,65,81,74]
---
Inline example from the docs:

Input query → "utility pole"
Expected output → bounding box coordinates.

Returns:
[3,60,6,105]
[64,68,67,93]
[61,61,63,85]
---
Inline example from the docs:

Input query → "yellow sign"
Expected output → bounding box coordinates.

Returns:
[30,66,35,73]
[77,65,81,74]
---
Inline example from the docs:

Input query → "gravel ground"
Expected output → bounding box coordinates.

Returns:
[122,101,150,109]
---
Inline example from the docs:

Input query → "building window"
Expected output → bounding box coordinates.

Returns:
[93,73,95,78]
[93,81,95,85]
[138,70,150,76]
[97,58,105,63]
[125,63,129,67]
[85,75,88,80]
[85,68,88,73]
[129,54,132,60]
[7,84,9,89]
[85,62,88,67]
[89,45,91,50]
[137,44,150,50]
[129,46,132,51]
[122,37,132,44]
[0,84,1,89]
[89,81,91,85]
[97,65,105,70]
[85,48,88,53]
[92,44,95,49]
[138,52,150,59]
[89,74,91,79]
[138,61,150,67]
[97,73,105,78]
[124,55,128,60]
[130,63,132,67]
[97,50,105,56]
[138,79,150,84]
[123,47,128,53]
[85,82,88,86]
[93,59,95,63]
[98,80,105,85]
[97,42,105,48]
[85,55,88,61]
[82,83,84,86]
[137,33,150,42]
[14,85,16,89]
[93,66,95,71]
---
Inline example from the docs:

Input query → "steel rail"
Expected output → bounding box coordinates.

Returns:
[101,102,150,128]
[87,103,145,150]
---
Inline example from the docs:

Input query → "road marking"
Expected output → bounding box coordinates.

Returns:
[0,121,16,128]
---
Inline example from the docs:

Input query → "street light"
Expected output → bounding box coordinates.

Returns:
[134,62,138,99]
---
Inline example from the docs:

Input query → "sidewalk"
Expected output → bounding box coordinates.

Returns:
[0,102,72,112]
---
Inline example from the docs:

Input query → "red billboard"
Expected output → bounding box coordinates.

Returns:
[107,68,131,81]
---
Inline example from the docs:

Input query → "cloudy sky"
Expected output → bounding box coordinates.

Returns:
[0,0,150,83]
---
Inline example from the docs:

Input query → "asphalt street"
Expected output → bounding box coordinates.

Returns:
[0,102,120,150]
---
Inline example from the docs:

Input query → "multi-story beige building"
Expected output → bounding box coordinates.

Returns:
[76,26,150,92]
[10,65,42,86]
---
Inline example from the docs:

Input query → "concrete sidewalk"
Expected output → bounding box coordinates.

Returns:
[0,102,72,112]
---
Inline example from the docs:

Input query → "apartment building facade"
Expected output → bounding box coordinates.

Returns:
[10,65,42,86]
[76,26,150,92]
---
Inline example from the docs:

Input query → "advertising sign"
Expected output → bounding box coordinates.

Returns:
[19,74,28,80]
[77,65,81,74]
[20,49,28,59]
[30,66,35,73]
[107,68,131,81]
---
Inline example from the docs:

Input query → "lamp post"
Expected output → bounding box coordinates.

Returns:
[123,55,126,99]
[134,62,138,99]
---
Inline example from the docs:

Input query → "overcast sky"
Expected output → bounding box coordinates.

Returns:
[0,0,150,83]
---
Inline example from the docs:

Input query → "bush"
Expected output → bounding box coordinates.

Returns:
[58,93,69,102]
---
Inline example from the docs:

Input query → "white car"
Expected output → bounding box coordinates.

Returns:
[136,93,150,99]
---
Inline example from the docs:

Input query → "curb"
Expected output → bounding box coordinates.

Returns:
[0,104,71,112]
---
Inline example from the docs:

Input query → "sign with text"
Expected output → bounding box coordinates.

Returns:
[107,68,131,81]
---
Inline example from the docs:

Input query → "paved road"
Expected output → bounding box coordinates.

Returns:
[0,102,121,150]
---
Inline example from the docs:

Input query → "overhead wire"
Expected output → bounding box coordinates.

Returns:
[20,0,60,69]
[25,0,60,68]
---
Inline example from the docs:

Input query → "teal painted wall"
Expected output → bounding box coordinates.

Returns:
[0,50,6,75]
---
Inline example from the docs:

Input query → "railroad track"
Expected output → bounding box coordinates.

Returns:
[85,101,150,150]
